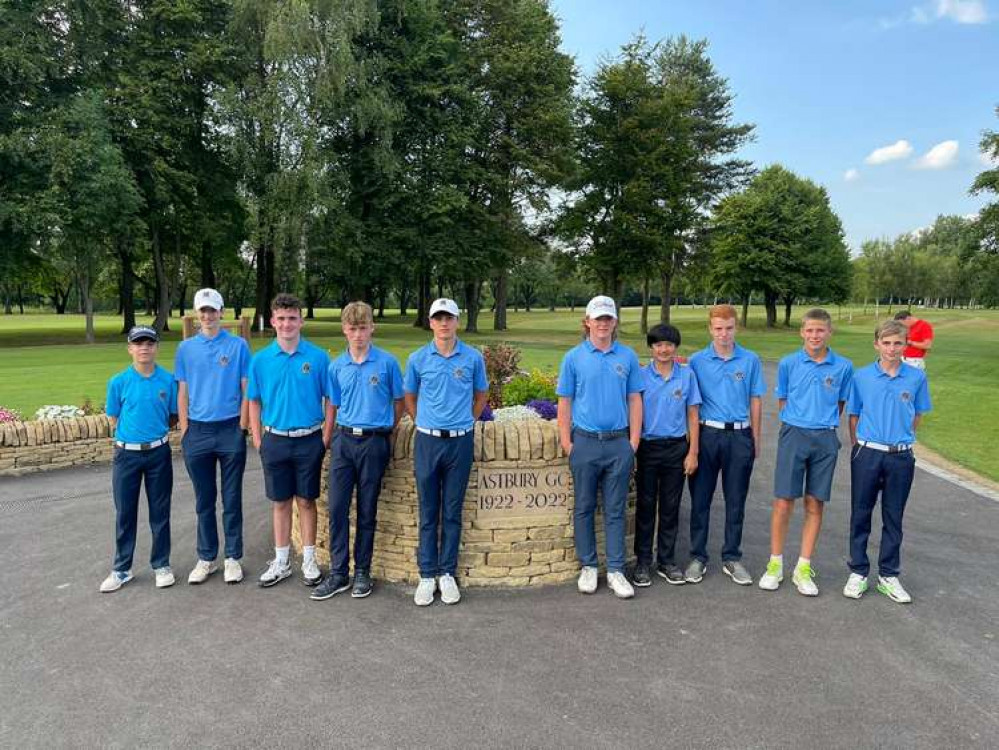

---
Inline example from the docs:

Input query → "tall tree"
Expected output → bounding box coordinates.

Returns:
[972,105,999,255]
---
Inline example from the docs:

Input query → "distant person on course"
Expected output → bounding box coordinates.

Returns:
[893,310,933,370]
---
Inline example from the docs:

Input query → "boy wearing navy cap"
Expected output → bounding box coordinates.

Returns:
[557,295,644,600]
[311,301,404,601]
[631,323,700,588]
[248,293,334,588]
[175,288,251,586]
[100,326,179,593]
[404,298,489,606]
[686,304,766,586]
[843,319,931,603]
[759,309,853,596]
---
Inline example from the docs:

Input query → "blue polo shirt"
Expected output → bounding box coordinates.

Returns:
[848,361,931,445]
[106,365,178,444]
[174,330,250,422]
[640,362,702,439]
[404,340,488,431]
[247,338,330,431]
[556,340,644,432]
[775,348,853,429]
[328,345,404,430]
[688,343,766,423]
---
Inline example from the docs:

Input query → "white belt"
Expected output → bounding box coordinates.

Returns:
[115,436,169,451]
[858,440,912,454]
[416,427,469,438]
[264,424,322,438]
[700,420,750,430]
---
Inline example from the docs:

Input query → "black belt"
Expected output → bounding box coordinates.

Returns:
[338,425,392,438]
[642,436,687,444]
[574,427,629,441]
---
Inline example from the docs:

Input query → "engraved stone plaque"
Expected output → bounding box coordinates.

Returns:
[476,465,572,516]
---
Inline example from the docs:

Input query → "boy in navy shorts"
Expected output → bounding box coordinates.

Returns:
[759,308,852,596]
[631,323,700,587]
[248,293,333,588]
[843,319,931,604]
[100,325,178,593]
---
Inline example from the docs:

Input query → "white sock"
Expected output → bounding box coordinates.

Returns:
[796,556,810,569]
[770,554,783,566]
[303,545,316,562]
[275,546,290,564]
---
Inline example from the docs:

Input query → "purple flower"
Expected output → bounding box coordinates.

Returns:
[478,403,495,421]
[526,399,557,420]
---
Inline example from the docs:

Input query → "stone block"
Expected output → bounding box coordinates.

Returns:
[527,526,564,540]
[493,529,528,543]
[510,540,553,553]
[465,565,510,578]
[549,560,581,573]
[462,528,493,542]
[464,576,530,588]
[528,421,544,460]
[530,569,579,586]
[508,563,552,577]
[457,552,487,567]
[482,421,496,462]
[503,423,519,460]
[530,549,566,563]
[473,422,483,461]
[486,552,530,567]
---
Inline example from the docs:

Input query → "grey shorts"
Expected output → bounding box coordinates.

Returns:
[773,424,841,502]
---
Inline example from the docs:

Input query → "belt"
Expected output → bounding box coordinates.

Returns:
[701,420,750,431]
[115,436,169,451]
[858,440,912,454]
[338,425,392,437]
[574,427,629,441]
[416,427,469,438]
[264,424,323,438]
[642,435,687,444]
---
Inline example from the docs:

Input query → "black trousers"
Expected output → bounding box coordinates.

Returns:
[634,437,689,567]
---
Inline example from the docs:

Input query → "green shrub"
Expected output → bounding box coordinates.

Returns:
[503,369,557,406]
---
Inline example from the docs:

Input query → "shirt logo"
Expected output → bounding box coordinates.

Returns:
[614,363,626,377]
[369,374,380,386]
[900,391,912,402]
[733,370,745,382]
[823,376,835,388]
[453,367,465,379]
[158,390,166,401]
[219,355,230,367]
[672,387,683,399]
[302,362,311,375]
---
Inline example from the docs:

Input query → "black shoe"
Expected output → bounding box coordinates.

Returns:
[657,564,686,585]
[632,563,652,587]
[351,570,373,598]
[310,573,350,601]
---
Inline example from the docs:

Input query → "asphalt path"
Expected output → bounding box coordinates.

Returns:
[2,367,997,749]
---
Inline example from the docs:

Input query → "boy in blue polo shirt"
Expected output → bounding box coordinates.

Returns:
[557,295,644,600]
[175,288,251,586]
[759,308,852,596]
[631,323,700,587]
[311,301,404,601]
[686,304,766,586]
[404,298,489,607]
[843,319,931,604]
[248,293,334,588]
[100,325,178,593]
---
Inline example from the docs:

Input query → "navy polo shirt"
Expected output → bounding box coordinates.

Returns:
[106,365,178,443]
[247,338,330,431]
[556,340,644,432]
[775,348,854,429]
[689,343,766,423]
[404,340,488,431]
[328,345,404,430]
[174,330,250,422]
[848,361,931,445]
[641,362,702,439]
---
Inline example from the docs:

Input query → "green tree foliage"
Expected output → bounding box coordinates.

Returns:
[972,105,999,255]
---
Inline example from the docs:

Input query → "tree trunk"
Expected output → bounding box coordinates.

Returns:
[764,292,778,328]
[414,267,431,329]
[152,225,172,333]
[398,281,410,317]
[377,288,387,319]
[640,274,649,334]
[254,235,275,332]
[783,296,794,327]
[741,296,750,327]
[464,279,480,333]
[492,270,508,331]
[659,269,674,324]
[200,241,216,289]
[79,265,95,344]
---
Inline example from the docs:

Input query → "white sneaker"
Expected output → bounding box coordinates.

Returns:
[154,566,175,588]
[439,574,461,605]
[792,563,819,597]
[759,559,784,591]
[259,558,292,588]
[414,577,436,606]
[607,571,635,599]
[842,573,869,599]
[187,559,218,585]
[301,557,322,586]
[99,570,133,593]
[224,558,243,584]
[577,566,598,594]
[877,576,912,604]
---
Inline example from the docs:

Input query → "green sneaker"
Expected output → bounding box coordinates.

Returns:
[876,576,912,604]
[792,562,818,596]
[758,559,783,591]
[842,573,868,599]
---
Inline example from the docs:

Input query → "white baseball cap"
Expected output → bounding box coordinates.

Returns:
[429,298,460,318]
[193,288,224,311]
[585,295,617,319]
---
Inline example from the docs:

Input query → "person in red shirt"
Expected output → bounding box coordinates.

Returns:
[893,311,933,370]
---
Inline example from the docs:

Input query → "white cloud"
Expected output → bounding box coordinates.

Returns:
[865,140,913,165]
[914,140,959,169]
[911,0,989,24]
[844,168,860,182]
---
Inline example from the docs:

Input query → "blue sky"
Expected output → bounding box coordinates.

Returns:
[550,0,998,249]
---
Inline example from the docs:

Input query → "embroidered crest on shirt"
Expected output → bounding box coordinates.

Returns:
[158,390,166,401]
[900,391,912,402]
[672,387,683,399]
[453,367,465,379]
[614,363,626,377]
[823,375,834,388]
[219,355,229,367]
[732,370,745,381]
[302,362,311,375]
[369,374,380,386]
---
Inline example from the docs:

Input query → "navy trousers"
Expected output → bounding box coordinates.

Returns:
[848,445,915,577]
[634,437,688,567]
[414,432,474,577]
[111,443,173,572]
[569,431,633,573]
[328,431,391,576]
[688,426,755,563]
[182,418,246,561]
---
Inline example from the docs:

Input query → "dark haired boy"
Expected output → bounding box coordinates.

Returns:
[631,323,700,587]
[100,325,178,593]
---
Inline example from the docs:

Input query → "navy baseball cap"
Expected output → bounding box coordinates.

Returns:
[127,325,159,343]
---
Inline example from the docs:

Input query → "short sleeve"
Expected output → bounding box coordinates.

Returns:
[847,377,863,416]
[914,373,932,413]
[327,362,342,407]
[625,349,644,394]
[173,344,187,382]
[237,339,251,379]
[168,378,179,415]
[838,362,854,402]
[750,356,767,397]
[774,358,789,399]
[556,351,576,398]
[473,350,489,392]
[318,350,331,398]
[389,357,405,399]
[247,356,261,401]
[105,376,122,418]
[403,352,420,394]
[686,368,702,407]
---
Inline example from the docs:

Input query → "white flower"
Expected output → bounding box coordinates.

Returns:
[33,405,85,420]
[491,406,544,424]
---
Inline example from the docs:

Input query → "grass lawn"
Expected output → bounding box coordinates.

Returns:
[1,305,996,481]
